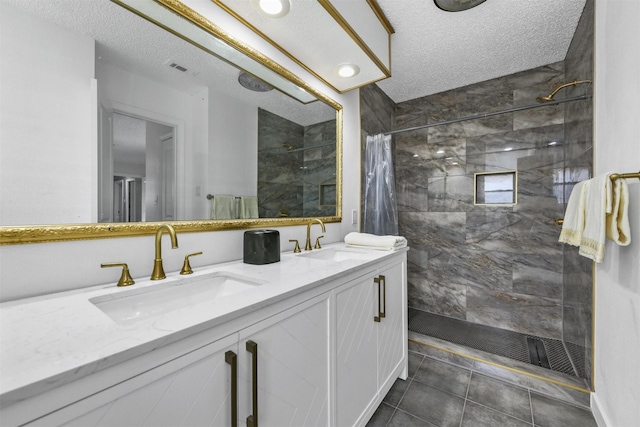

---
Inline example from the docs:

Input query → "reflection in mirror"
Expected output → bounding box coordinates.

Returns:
[0,0,340,234]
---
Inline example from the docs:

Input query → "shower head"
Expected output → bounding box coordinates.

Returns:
[536,79,592,103]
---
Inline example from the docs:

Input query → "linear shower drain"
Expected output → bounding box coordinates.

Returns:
[409,308,581,378]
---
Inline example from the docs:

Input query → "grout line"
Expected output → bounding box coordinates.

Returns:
[529,388,535,426]
[459,370,472,427]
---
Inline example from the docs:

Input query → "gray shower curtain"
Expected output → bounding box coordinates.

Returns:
[363,133,399,236]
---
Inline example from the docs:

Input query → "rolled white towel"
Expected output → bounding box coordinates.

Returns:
[344,232,407,250]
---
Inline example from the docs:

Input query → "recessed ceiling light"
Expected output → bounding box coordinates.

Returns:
[251,0,290,17]
[335,64,360,78]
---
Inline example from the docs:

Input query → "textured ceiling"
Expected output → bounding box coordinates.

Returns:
[5,0,587,111]
[375,0,587,103]
[3,0,334,126]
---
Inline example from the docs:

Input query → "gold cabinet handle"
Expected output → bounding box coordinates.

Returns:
[289,239,301,253]
[374,276,382,323]
[101,262,135,287]
[180,251,203,275]
[246,340,258,427]
[225,351,238,427]
[379,275,386,319]
[314,235,324,249]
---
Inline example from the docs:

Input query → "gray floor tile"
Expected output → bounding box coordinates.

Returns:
[398,380,465,427]
[383,378,411,407]
[467,373,533,423]
[461,401,533,427]
[530,392,597,427]
[408,351,425,377]
[413,356,471,398]
[366,402,396,427]
[388,409,438,427]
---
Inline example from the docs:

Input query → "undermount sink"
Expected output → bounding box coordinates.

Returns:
[90,272,263,323]
[297,247,373,262]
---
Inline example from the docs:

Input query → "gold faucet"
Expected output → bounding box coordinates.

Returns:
[305,218,326,251]
[151,224,179,280]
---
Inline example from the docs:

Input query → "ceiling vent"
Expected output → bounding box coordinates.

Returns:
[164,59,198,76]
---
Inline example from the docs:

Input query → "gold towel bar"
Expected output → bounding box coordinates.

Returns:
[610,171,640,181]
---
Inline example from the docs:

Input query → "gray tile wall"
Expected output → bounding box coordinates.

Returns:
[393,62,569,340]
[359,0,593,378]
[257,109,337,218]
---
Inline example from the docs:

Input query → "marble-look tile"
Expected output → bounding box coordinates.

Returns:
[530,392,595,426]
[427,175,474,211]
[461,401,533,427]
[467,373,532,422]
[406,243,429,271]
[408,271,466,319]
[471,360,531,389]
[398,380,465,427]
[395,164,429,212]
[446,247,513,292]
[412,357,471,398]
[466,287,562,339]
[361,84,395,135]
[512,253,563,299]
[408,336,478,370]
[400,212,466,247]
[504,62,564,91]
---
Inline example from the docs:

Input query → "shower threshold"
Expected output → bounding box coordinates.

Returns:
[409,308,585,378]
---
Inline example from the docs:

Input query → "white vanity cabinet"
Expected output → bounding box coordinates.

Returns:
[335,259,407,427]
[4,247,408,427]
[24,294,331,427]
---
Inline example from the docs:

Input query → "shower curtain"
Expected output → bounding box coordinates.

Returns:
[363,133,399,236]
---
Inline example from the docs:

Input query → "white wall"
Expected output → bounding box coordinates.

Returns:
[208,91,259,199]
[0,2,95,225]
[591,1,640,426]
[0,6,360,302]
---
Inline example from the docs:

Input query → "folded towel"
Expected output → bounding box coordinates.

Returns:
[239,196,259,219]
[558,181,587,247]
[211,195,236,220]
[344,232,407,250]
[559,172,630,263]
[606,177,631,246]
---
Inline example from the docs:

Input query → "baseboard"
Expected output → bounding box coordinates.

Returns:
[591,393,610,427]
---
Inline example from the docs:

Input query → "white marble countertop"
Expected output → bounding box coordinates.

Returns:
[0,243,407,406]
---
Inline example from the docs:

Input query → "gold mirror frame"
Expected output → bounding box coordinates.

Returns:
[0,0,342,245]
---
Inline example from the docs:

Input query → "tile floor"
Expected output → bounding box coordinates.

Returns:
[367,351,598,427]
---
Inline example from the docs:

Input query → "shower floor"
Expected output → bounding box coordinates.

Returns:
[408,308,585,378]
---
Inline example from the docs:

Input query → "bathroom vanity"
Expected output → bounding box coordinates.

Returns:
[0,244,408,427]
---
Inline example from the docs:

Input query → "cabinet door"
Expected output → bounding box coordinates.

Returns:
[238,293,330,427]
[31,334,239,427]
[335,275,378,427]
[376,261,407,389]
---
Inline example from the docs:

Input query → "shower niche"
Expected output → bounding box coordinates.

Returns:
[474,170,518,205]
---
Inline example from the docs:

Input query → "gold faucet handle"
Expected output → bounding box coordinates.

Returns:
[289,239,301,253]
[180,251,203,275]
[314,235,324,249]
[101,263,135,287]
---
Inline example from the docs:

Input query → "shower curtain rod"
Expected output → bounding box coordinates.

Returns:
[383,94,590,136]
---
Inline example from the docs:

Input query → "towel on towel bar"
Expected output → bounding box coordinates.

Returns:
[211,195,236,220]
[239,196,259,219]
[559,173,631,263]
[344,232,407,250]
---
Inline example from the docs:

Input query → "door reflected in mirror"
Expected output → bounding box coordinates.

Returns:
[0,0,339,230]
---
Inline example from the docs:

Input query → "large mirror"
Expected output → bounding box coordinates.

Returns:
[0,0,342,244]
